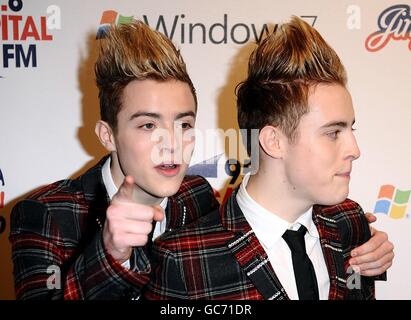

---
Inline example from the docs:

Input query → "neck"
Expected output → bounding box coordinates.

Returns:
[109,153,163,206]
[246,162,312,223]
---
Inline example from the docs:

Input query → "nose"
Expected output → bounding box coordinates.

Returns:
[150,126,177,166]
[161,126,178,154]
[345,130,361,161]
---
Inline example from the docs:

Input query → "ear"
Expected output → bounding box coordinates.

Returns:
[259,125,285,159]
[95,120,117,152]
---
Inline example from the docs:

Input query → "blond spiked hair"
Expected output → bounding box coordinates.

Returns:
[237,16,347,154]
[95,20,196,131]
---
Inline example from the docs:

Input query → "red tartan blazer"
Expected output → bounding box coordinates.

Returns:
[9,156,219,299]
[145,188,377,300]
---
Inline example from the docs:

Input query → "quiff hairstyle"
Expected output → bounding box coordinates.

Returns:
[237,16,347,154]
[95,20,197,132]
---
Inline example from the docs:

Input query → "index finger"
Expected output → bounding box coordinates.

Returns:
[153,205,165,222]
[112,176,135,203]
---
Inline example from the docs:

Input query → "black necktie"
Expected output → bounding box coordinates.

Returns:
[282,225,319,300]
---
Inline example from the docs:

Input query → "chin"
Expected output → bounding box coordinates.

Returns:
[327,197,347,206]
[316,191,348,206]
[153,183,182,198]
[331,195,348,205]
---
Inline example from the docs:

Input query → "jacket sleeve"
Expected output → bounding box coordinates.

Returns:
[10,200,151,300]
[143,244,188,300]
[336,201,376,300]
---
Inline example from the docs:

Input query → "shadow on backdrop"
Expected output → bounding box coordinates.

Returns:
[214,42,257,202]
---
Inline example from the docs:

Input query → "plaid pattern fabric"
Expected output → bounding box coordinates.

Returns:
[145,188,376,300]
[9,156,219,300]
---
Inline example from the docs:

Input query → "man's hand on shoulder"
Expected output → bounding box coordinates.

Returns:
[349,213,394,276]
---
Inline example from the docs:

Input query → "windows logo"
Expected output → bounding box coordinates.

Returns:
[96,10,134,39]
[373,185,411,219]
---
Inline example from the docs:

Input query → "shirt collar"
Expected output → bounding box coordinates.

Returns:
[101,157,118,200]
[292,208,319,239]
[236,173,318,250]
[101,157,168,210]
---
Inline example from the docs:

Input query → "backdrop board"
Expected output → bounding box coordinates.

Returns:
[1,0,410,299]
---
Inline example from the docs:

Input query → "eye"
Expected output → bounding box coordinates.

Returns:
[326,130,340,140]
[139,123,155,130]
[181,122,193,129]
[175,120,193,130]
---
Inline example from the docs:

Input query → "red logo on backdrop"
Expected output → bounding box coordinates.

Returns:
[1,0,59,69]
[365,4,411,52]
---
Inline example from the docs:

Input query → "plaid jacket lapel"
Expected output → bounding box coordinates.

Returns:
[80,156,110,236]
[312,205,347,300]
[166,175,220,231]
[223,189,289,300]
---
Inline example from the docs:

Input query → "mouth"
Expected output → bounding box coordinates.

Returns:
[335,171,351,178]
[155,163,181,177]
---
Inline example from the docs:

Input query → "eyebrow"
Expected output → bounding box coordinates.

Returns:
[175,111,196,120]
[129,111,196,121]
[320,119,356,129]
[129,112,160,121]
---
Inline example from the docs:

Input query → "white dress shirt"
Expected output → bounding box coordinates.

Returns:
[101,157,168,268]
[236,173,330,300]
